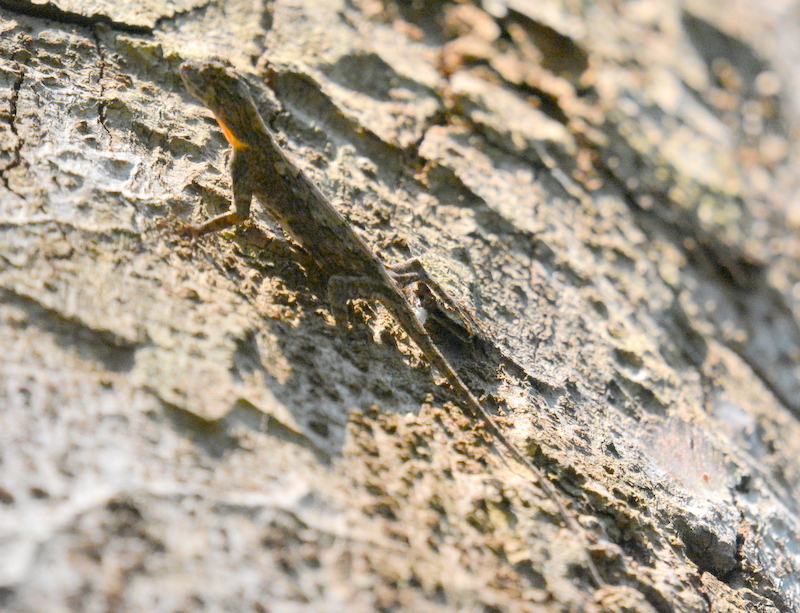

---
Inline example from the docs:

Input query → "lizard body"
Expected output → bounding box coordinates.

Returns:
[179,58,603,587]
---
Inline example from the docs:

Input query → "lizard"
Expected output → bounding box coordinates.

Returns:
[178,57,604,588]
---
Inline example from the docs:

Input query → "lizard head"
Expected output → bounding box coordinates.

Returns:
[180,58,262,150]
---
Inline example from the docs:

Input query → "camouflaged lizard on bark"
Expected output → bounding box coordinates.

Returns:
[178,58,604,587]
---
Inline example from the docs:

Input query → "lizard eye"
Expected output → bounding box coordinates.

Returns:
[201,83,216,103]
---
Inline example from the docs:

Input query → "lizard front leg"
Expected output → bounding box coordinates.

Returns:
[183,148,254,237]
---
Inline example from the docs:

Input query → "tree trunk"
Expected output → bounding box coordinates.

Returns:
[2,0,799,611]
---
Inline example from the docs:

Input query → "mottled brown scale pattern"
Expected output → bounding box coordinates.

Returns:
[178,57,604,588]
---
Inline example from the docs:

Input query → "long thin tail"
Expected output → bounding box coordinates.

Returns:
[393,304,605,588]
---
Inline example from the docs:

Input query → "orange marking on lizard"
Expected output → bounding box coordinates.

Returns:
[216,118,249,150]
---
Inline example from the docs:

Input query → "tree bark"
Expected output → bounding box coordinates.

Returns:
[1,0,800,611]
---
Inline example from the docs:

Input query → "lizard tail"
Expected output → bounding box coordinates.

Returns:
[385,300,605,588]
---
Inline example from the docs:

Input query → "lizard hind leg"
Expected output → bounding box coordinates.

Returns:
[328,274,428,340]
[328,275,379,329]
[388,258,477,337]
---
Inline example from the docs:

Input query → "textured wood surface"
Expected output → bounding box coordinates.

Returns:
[1,0,800,611]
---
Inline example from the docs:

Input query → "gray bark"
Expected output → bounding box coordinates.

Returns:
[1,0,800,611]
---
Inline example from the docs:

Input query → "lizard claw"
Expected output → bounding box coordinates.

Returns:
[177,223,204,239]
[152,213,205,239]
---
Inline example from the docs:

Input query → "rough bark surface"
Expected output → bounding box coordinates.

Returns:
[2,0,800,611]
